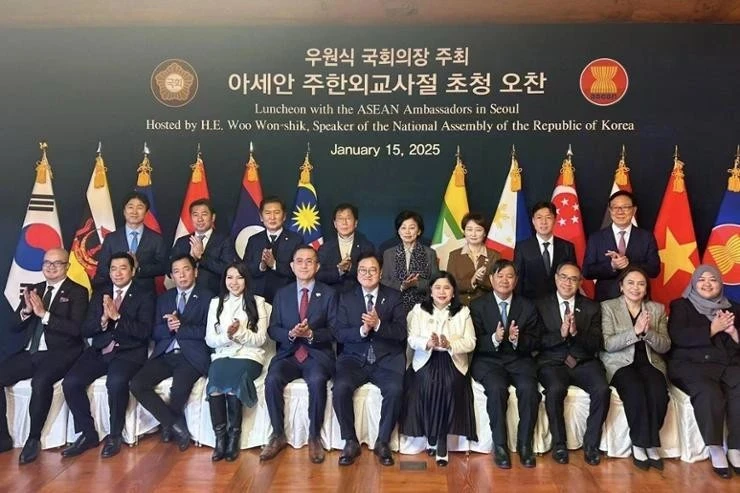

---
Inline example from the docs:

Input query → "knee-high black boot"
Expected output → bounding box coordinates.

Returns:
[209,395,227,462]
[225,394,243,461]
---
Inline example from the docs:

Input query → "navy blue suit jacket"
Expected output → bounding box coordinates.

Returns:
[583,226,659,301]
[94,227,168,295]
[170,230,236,295]
[335,285,406,374]
[317,231,375,293]
[514,236,576,300]
[151,284,213,376]
[82,285,155,364]
[267,281,338,373]
[245,229,302,304]
[535,293,602,367]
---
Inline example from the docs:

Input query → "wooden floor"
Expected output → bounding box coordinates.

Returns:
[0,436,737,493]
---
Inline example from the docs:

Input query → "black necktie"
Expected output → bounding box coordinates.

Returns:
[30,285,54,353]
[543,242,551,275]
[269,234,277,245]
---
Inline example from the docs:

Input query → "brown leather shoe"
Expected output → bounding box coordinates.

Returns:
[260,434,287,461]
[308,437,325,464]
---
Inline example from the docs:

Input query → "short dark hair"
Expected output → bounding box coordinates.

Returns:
[109,251,135,270]
[531,201,556,218]
[260,195,285,212]
[487,258,517,277]
[616,265,652,300]
[608,190,636,207]
[333,203,358,221]
[394,210,424,235]
[461,212,488,231]
[170,253,197,271]
[357,252,382,269]
[292,244,318,261]
[189,198,215,215]
[555,261,582,276]
[122,191,150,212]
[420,271,464,317]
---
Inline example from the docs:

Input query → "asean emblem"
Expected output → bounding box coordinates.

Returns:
[151,59,199,108]
[579,58,629,106]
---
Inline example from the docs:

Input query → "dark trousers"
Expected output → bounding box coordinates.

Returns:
[538,360,611,449]
[474,360,541,449]
[62,347,142,439]
[0,349,80,440]
[332,357,404,444]
[611,363,668,448]
[264,357,331,438]
[670,362,740,448]
[129,352,202,428]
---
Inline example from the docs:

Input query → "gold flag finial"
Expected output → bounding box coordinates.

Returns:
[93,142,107,189]
[510,146,522,192]
[727,145,740,192]
[671,145,686,193]
[190,144,204,183]
[35,141,52,184]
[136,142,153,187]
[299,143,313,184]
[246,141,260,182]
[560,145,575,186]
[453,146,467,187]
[615,144,631,186]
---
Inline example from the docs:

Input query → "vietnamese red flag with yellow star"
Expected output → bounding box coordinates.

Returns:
[650,158,699,309]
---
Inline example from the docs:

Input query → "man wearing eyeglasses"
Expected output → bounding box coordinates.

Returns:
[0,248,88,464]
[583,191,659,301]
[332,253,406,467]
[536,262,610,466]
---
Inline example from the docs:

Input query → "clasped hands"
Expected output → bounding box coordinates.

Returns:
[361,309,380,335]
[560,312,577,338]
[337,256,352,274]
[189,235,205,260]
[633,311,651,337]
[400,273,420,291]
[289,318,313,340]
[426,332,451,351]
[21,288,46,318]
[99,294,121,329]
[470,266,486,289]
[162,310,182,333]
[605,250,629,270]
[494,320,519,344]
[260,248,276,270]
[711,310,738,342]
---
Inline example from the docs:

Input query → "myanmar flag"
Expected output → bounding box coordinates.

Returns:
[432,149,469,270]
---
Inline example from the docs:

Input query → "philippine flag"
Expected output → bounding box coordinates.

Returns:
[486,149,531,259]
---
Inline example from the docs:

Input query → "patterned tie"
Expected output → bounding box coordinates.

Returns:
[542,242,551,275]
[617,231,627,256]
[563,301,577,368]
[366,294,376,365]
[563,300,571,317]
[29,286,54,353]
[196,233,206,244]
[129,231,139,253]
[295,288,310,363]
[114,289,124,310]
[177,291,187,314]
[499,301,508,329]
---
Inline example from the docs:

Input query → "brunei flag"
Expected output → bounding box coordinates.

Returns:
[134,143,166,294]
[703,148,740,302]
[600,145,637,228]
[486,146,531,260]
[432,147,469,270]
[288,149,323,249]
[232,143,264,259]
[650,151,699,309]
[68,143,116,295]
[4,143,64,310]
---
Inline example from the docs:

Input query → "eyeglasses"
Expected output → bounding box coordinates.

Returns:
[358,267,379,275]
[294,259,317,266]
[609,206,634,213]
[556,273,580,284]
[42,260,68,268]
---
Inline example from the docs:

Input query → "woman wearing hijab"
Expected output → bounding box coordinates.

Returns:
[667,264,740,479]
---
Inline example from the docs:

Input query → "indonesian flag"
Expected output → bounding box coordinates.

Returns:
[601,146,637,228]
[232,144,264,259]
[432,148,469,270]
[551,147,593,297]
[173,153,211,243]
[67,144,116,294]
[4,143,64,310]
[486,149,531,259]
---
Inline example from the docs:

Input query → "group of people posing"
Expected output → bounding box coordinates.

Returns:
[0,190,737,479]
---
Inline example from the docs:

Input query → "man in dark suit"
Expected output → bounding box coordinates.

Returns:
[61,252,154,459]
[260,245,338,464]
[536,262,610,466]
[0,248,88,464]
[244,195,302,303]
[317,203,375,294]
[583,190,660,301]
[129,254,212,452]
[332,253,406,467]
[470,259,540,469]
[514,201,576,300]
[170,198,236,294]
[94,191,168,295]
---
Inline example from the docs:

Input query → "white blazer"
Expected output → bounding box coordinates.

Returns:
[205,294,269,365]
[407,303,476,375]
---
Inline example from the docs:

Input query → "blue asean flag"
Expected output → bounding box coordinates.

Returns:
[288,181,323,249]
[703,187,740,302]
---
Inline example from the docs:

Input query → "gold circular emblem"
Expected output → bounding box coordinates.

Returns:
[151,59,198,108]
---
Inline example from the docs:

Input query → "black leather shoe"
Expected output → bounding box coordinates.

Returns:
[436,457,448,467]
[648,457,664,471]
[171,420,191,452]
[338,439,361,466]
[374,441,394,466]
[584,446,601,466]
[493,445,511,469]
[161,426,172,443]
[426,447,436,457]
[632,456,650,471]
[19,438,40,465]
[61,433,99,458]
[713,466,731,479]
[0,436,13,453]
[731,462,740,475]
[552,445,568,464]
[518,445,536,468]
[101,436,123,459]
